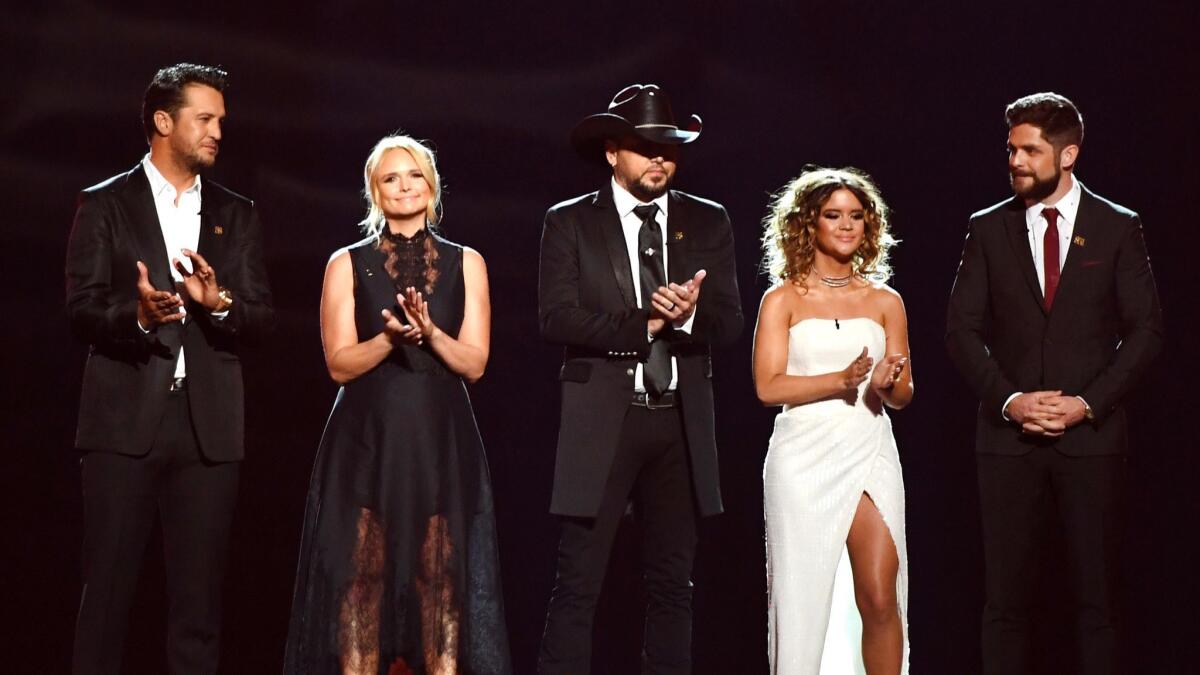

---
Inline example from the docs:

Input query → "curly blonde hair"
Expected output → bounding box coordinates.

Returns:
[761,166,897,286]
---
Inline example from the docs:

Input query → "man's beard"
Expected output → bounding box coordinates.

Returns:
[1010,166,1059,202]
[173,139,216,174]
[183,149,215,173]
[631,172,670,201]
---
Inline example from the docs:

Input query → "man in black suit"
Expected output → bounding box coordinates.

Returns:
[65,63,274,675]
[537,84,742,674]
[947,92,1162,675]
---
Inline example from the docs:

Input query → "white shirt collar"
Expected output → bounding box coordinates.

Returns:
[611,176,668,220]
[1025,173,1081,226]
[142,154,202,198]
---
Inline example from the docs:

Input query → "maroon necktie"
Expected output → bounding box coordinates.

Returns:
[1042,207,1060,310]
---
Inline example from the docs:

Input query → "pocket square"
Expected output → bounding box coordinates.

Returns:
[1080,259,1104,268]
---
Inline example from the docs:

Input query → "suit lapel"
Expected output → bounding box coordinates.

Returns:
[1050,185,1099,313]
[196,181,228,272]
[1003,199,1047,315]
[595,186,638,309]
[666,190,687,284]
[120,165,174,291]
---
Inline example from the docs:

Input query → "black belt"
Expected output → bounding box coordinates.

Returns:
[631,390,678,409]
[169,377,187,392]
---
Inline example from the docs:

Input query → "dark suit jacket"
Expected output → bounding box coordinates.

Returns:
[538,184,743,518]
[65,164,275,461]
[946,183,1162,456]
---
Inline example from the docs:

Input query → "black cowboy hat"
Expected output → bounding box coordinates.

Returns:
[570,83,702,163]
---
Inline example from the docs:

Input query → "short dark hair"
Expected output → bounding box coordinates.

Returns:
[1005,92,1084,150]
[141,63,228,143]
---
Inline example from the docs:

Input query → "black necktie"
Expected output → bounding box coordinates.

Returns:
[634,203,671,396]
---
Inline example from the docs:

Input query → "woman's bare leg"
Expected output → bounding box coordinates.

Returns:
[846,492,903,675]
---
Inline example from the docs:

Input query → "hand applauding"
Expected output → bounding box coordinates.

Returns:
[840,347,873,390]
[871,354,908,392]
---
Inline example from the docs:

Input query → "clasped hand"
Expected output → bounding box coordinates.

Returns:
[1005,390,1088,437]
[648,269,706,335]
[381,286,438,346]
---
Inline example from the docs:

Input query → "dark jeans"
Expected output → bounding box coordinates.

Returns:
[978,448,1125,675]
[73,389,239,675]
[540,404,699,675]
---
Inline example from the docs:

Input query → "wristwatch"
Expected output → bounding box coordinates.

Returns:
[214,287,234,313]
[1077,396,1095,421]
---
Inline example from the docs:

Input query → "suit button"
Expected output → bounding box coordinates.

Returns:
[626,368,634,376]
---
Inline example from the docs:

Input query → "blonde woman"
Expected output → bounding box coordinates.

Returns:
[285,135,511,674]
[753,167,912,674]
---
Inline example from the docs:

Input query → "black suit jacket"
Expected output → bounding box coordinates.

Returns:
[538,184,743,517]
[65,164,275,461]
[946,184,1162,456]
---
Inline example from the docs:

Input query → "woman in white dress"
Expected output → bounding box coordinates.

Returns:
[753,167,913,675]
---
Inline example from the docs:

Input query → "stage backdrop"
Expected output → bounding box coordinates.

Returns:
[2,2,1196,673]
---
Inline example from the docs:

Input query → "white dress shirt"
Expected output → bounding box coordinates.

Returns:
[610,178,696,393]
[141,155,202,379]
[1024,173,1081,293]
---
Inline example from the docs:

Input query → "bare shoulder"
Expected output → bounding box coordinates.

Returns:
[462,245,486,268]
[462,247,488,282]
[866,282,907,331]
[327,247,351,270]
[760,281,805,322]
[867,280,904,310]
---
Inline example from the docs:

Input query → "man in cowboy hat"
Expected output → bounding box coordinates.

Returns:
[537,83,743,674]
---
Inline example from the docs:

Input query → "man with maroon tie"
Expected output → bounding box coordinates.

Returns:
[946,92,1163,675]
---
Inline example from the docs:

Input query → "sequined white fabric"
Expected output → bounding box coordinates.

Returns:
[764,318,909,674]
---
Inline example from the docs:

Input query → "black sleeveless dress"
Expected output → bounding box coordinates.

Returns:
[285,231,511,674]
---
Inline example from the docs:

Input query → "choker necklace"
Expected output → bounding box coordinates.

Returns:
[381,227,427,245]
[818,272,853,288]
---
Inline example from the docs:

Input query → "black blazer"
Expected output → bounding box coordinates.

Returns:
[65,164,275,461]
[538,183,743,517]
[946,184,1162,456]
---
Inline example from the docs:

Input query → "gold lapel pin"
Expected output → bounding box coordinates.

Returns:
[213,225,224,235]
[672,231,684,241]
[1073,235,1085,246]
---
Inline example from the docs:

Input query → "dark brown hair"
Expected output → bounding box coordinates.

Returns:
[142,63,228,143]
[1005,92,1084,151]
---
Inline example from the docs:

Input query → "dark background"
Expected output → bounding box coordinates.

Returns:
[3,1,1196,673]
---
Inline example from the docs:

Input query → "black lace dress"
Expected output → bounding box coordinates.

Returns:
[285,229,511,674]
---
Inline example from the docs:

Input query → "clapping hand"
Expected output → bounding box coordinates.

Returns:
[398,286,440,341]
[380,287,433,347]
[870,354,908,391]
[649,269,706,335]
[840,347,873,390]
[173,249,222,311]
[135,260,184,329]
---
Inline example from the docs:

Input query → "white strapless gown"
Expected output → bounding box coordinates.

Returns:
[764,318,909,674]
